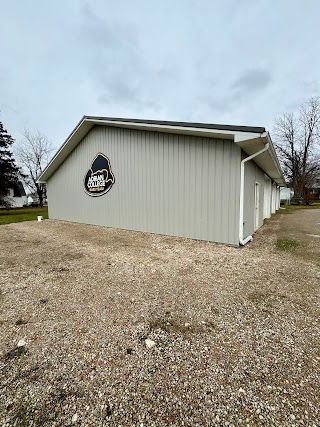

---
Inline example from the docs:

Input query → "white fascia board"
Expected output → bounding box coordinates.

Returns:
[235,131,286,186]
[38,117,270,183]
[38,119,94,183]
[234,131,264,143]
[86,118,238,140]
[38,118,244,183]
[263,132,286,186]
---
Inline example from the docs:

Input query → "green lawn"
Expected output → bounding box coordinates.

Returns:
[0,207,48,225]
[280,203,320,213]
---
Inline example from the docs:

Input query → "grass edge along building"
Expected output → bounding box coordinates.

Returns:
[38,116,286,246]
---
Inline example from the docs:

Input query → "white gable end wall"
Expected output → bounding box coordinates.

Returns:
[47,125,241,245]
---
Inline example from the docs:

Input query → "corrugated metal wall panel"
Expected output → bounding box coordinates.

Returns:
[47,126,241,245]
[263,177,272,219]
[243,158,267,238]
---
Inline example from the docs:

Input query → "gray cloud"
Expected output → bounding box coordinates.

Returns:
[80,5,160,112]
[232,68,272,95]
[1,1,320,144]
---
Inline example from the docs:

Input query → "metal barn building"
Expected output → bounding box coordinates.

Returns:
[38,116,286,246]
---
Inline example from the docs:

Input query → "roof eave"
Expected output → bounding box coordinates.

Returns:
[234,131,286,186]
[38,117,284,185]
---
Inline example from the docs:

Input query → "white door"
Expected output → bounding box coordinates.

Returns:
[255,182,260,231]
[263,176,271,219]
[271,183,276,213]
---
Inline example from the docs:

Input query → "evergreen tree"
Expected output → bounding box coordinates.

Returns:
[0,119,20,207]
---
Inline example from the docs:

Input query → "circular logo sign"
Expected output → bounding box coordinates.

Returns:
[84,153,115,197]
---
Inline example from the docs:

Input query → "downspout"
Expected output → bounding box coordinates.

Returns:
[239,141,270,245]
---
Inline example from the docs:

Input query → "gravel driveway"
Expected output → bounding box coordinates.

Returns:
[0,209,319,426]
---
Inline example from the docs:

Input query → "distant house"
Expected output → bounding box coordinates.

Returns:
[27,192,47,206]
[310,175,320,199]
[5,182,27,208]
[27,193,40,205]
[280,187,293,204]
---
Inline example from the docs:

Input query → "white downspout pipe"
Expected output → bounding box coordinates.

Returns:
[239,142,270,245]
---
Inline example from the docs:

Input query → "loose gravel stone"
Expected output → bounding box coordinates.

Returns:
[145,339,156,349]
[71,413,78,423]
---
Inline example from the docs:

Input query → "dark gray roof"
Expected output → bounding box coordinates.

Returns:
[83,116,266,134]
[12,181,26,197]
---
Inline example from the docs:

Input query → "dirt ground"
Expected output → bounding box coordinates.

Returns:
[0,209,319,426]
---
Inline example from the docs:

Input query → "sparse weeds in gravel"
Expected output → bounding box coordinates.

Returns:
[211,306,220,315]
[3,345,28,362]
[247,291,271,304]
[247,291,281,314]
[8,385,90,426]
[147,312,215,336]
[3,259,17,268]
[52,266,69,273]
[10,390,66,427]
[15,317,29,326]
[17,364,43,382]
[277,209,294,214]
[6,386,112,427]
[66,252,84,261]
[275,238,300,251]
[10,396,35,427]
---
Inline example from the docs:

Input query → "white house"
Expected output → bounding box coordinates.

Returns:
[5,182,27,208]
[280,187,292,204]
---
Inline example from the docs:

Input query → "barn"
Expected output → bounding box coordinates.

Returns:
[38,116,286,246]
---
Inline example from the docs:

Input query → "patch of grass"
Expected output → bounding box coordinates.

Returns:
[247,291,274,312]
[247,291,287,314]
[275,238,300,251]
[247,291,269,304]
[10,397,34,427]
[52,266,69,273]
[0,207,48,225]
[66,252,84,260]
[279,203,320,213]
[15,317,29,326]
[8,386,92,426]
[10,390,63,427]
[3,346,28,362]
[147,312,215,336]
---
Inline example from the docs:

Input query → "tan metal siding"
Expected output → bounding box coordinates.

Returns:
[47,126,241,245]
[243,157,267,238]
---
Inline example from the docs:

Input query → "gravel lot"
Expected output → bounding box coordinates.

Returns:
[0,209,319,426]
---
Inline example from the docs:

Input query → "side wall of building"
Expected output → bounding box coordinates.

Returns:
[243,155,278,237]
[243,158,266,238]
[6,189,27,208]
[243,153,280,239]
[47,125,241,245]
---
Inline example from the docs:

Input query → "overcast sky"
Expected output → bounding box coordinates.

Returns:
[1,0,320,150]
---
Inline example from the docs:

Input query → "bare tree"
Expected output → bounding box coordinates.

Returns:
[0,118,21,208]
[274,97,320,203]
[15,129,54,206]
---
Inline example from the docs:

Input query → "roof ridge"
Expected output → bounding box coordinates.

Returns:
[83,116,266,134]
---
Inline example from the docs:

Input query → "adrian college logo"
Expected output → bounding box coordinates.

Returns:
[84,153,115,197]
